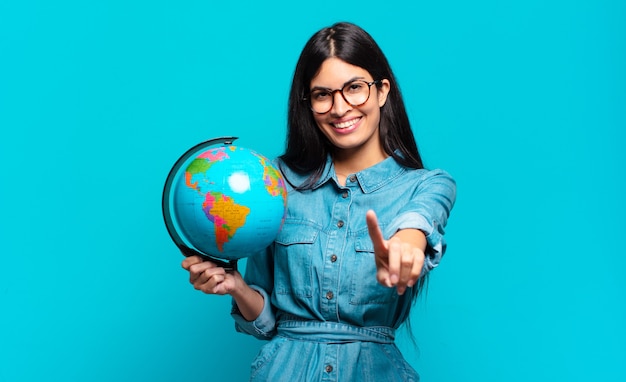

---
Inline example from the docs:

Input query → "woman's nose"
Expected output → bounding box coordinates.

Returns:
[330,91,352,116]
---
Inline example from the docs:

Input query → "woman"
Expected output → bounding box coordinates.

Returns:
[183,22,456,381]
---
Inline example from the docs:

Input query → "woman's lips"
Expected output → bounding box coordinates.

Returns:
[332,117,361,130]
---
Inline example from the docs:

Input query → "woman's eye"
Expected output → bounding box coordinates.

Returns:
[346,82,364,93]
[313,91,330,100]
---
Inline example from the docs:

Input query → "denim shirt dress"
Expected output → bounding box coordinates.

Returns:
[231,155,456,381]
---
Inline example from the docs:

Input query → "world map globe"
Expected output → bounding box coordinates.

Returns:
[163,137,287,265]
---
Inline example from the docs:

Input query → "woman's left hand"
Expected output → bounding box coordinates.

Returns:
[366,210,426,295]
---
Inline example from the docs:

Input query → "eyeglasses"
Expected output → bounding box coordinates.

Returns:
[303,80,381,114]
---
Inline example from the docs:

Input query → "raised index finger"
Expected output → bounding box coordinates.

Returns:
[366,210,386,254]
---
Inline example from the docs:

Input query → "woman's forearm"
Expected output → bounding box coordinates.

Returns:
[230,277,265,321]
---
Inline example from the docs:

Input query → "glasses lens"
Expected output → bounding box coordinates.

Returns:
[310,89,333,114]
[342,81,370,106]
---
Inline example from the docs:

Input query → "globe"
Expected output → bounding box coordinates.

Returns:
[162,137,287,264]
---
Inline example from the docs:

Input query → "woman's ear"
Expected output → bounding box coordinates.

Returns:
[377,79,391,107]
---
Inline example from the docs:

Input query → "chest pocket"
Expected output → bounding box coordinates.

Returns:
[274,221,319,298]
[349,235,398,305]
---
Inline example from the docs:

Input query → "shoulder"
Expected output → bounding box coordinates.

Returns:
[273,157,333,191]
[393,164,455,185]
[273,158,306,191]
[414,168,455,182]
[401,167,456,199]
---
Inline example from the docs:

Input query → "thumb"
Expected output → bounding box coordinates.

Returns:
[366,210,387,255]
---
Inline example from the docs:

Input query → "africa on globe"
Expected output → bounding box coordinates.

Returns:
[162,137,287,263]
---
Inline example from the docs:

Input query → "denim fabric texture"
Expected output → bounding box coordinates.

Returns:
[232,155,456,381]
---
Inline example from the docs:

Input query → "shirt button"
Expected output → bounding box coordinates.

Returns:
[349,175,357,182]
[325,365,333,373]
[337,220,344,228]
[341,191,348,198]
[326,291,334,300]
[330,254,337,262]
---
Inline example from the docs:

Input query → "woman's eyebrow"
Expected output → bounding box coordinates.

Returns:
[310,76,367,91]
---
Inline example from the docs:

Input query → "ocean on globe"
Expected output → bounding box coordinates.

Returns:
[170,144,287,260]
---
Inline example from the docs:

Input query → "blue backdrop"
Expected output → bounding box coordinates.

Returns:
[1,1,624,381]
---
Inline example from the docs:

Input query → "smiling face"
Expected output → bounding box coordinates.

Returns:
[310,57,390,164]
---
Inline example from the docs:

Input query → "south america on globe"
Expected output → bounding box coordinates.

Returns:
[163,138,287,263]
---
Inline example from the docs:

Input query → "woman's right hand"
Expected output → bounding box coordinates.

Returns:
[181,256,242,295]
[182,255,265,321]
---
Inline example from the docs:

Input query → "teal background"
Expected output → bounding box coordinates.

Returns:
[1,1,624,381]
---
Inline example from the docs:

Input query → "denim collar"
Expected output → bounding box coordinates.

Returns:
[280,154,408,194]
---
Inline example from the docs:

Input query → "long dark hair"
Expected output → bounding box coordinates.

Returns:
[280,22,423,187]
[280,22,430,316]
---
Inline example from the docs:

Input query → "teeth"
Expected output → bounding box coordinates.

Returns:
[334,118,359,129]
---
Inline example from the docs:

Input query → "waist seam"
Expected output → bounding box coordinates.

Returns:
[277,317,395,344]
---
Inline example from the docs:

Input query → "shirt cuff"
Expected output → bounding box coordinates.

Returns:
[388,211,446,274]
[231,285,276,340]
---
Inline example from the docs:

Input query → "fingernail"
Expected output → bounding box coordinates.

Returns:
[390,275,398,284]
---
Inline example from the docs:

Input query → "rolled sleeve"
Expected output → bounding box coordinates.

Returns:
[387,169,456,274]
[231,285,277,340]
[390,211,445,273]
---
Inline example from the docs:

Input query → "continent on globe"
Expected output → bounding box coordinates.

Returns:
[184,147,232,194]
[203,192,250,252]
[256,153,288,200]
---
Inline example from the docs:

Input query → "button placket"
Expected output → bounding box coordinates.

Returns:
[321,184,351,319]
[321,343,338,381]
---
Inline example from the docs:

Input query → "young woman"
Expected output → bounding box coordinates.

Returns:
[182,22,456,381]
